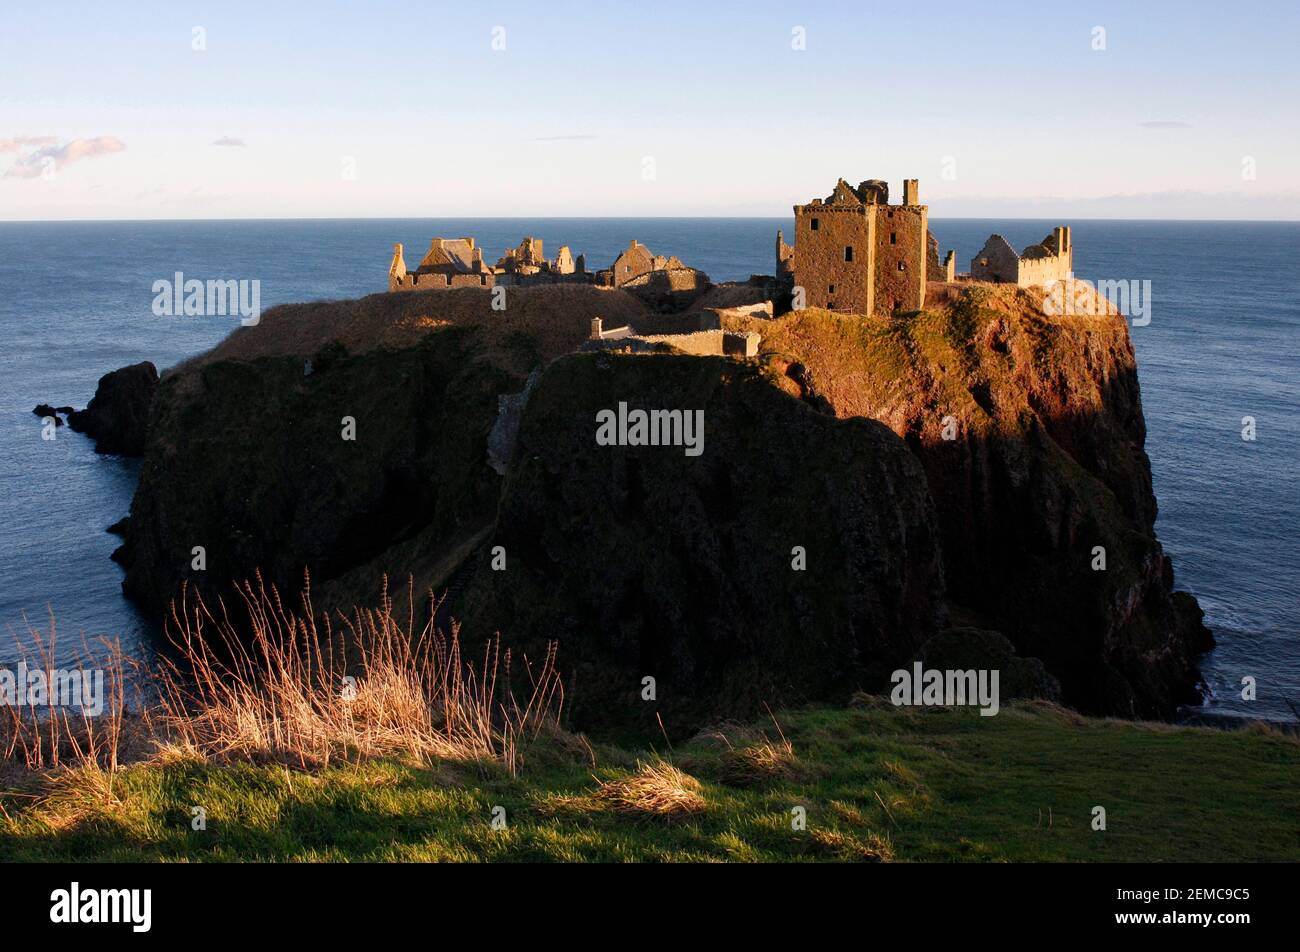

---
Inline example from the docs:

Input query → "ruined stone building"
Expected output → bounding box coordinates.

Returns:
[970,227,1073,286]
[493,236,588,286]
[600,239,688,287]
[778,177,933,317]
[388,238,496,291]
[388,235,700,297]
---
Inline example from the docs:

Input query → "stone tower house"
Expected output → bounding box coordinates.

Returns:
[783,177,928,317]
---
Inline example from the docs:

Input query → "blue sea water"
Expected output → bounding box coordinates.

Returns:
[0,218,1296,720]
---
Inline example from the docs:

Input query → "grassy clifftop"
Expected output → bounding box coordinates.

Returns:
[4,702,1295,862]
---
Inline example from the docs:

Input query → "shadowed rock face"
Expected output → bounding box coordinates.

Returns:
[459,354,946,733]
[117,330,510,616]
[744,284,1213,718]
[113,280,1209,731]
[67,361,158,456]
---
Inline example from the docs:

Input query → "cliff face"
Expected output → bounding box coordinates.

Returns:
[733,283,1211,717]
[458,354,945,731]
[117,285,651,615]
[66,361,158,456]
[116,279,1209,728]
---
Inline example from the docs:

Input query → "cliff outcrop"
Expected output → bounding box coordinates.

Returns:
[113,277,1210,729]
[730,283,1212,717]
[458,353,945,731]
[66,361,158,456]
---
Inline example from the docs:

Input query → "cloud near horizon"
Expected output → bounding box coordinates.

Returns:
[2,136,126,179]
[0,135,59,153]
[212,136,246,147]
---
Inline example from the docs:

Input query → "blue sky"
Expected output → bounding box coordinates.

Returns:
[2,0,1298,220]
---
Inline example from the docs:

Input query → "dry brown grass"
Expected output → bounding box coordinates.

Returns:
[717,738,798,786]
[154,573,564,775]
[2,574,566,800]
[178,284,651,372]
[0,611,130,785]
[696,713,799,786]
[541,759,706,819]
[809,828,895,863]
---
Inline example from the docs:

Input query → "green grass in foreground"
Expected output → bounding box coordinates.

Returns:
[2,700,1296,862]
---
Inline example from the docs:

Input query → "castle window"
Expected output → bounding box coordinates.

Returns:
[844,245,853,262]
[897,262,906,272]
[827,301,835,310]
[810,218,819,231]
[829,284,835,294]
[890,232,896,245]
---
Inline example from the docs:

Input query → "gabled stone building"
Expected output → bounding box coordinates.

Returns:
[779,177,929,317]
[388,238,495,291]
[970,227,1073,286]
[600,239,688,288]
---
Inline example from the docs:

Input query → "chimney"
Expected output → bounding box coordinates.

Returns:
[591,317,603,340]
[902,179,920,206]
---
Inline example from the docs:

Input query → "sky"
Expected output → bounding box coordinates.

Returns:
[2,0,1299,221]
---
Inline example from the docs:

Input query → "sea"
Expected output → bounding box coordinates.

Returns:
[1,218,1296,721]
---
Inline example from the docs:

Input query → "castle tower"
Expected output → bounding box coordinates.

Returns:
[787,176,926,317]
[872,178,926,313]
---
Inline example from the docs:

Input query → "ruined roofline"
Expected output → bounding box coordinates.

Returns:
[794,176,925,211]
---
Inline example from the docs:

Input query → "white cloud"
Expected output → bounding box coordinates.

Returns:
[0,135,59,153]
[2,136,126,179]
[212,136,246,147]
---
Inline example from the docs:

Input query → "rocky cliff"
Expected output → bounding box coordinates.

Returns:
[457,353,945,730]
[113,278,1210,730]
[730,282,1212,717]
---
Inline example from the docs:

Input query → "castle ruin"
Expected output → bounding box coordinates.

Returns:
[387,180,1076,327]
[970,228,1073,286]
[778,177,936,317]
[388,235,702,295]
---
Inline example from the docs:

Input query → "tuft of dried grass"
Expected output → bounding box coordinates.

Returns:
[717,738,799,786]
[701,710,799,787]
[810,828,895,863]
[542,760,706,819]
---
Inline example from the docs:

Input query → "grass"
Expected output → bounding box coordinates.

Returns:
[3,699,1296,862]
